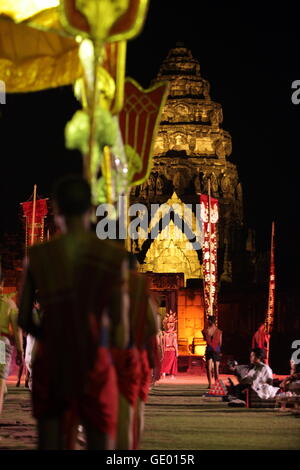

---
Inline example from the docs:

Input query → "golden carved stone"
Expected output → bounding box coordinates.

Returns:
[130,46,243,286]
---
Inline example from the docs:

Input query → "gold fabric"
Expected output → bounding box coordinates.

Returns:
[0,15,82,92]
[59,0,149,43]
[0,0,59,22]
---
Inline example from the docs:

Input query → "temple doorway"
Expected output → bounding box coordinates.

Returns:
[146,272,206,373]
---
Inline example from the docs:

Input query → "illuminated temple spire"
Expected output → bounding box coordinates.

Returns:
[130,45,244,285]
[152,44,232,161]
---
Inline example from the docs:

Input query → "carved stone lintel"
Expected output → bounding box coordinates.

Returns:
[146,273,185,290]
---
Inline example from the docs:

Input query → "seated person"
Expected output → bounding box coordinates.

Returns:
[280,360,300,394]
[227,348,280,403]
[228,360,251,382]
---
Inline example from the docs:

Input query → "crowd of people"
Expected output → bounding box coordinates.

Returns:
[1,175,161,450]
[201,318,300,406]
[1,177,299,448]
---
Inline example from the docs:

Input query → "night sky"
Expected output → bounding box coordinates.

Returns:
[0,1,299,288]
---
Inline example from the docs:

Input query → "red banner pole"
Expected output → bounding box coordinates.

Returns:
[208,177,213,317]
[265,221,275,365]
[30,184,37,246]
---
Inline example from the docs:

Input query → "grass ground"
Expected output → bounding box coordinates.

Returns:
[1,383,299,450]
[141,384,300,450]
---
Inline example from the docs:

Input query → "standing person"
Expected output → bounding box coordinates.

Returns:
[24,298,42,391]
[162,310,177,331]
[160,323,178,380]
[0,283,23,415]
[252,323,269,362]
[133,281,159,450]
[112,254,142,450]
[202,315,222,389]
[18,175,129,450]
[16,333,29,388]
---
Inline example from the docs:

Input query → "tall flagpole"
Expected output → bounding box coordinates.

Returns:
[30,184,37,246]
[208,177,213,317]
[265,221,275,365]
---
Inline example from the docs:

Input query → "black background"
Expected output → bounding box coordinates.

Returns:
[0,1,299,288]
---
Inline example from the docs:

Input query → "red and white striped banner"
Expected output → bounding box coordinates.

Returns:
[266,222,275,333]
[200,194,219,318]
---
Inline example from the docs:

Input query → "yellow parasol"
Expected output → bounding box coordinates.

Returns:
[0,1,155,206]
[0,2,83,92]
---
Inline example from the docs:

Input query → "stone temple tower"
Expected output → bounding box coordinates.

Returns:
[130,44,243,281]
[129,45,244,352]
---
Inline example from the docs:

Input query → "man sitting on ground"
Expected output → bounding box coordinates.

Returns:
[227,348,280,405]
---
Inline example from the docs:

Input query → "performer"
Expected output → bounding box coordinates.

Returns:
[0,282,23,415]
[227,348,280,405]
[162,309,177,331]
[161,322,178,379]
[202,315,222,389]
[252,323,270,362]
[16,333,29,388]
[24,298,42,391]
[112,254,143,450]
[133,284,159,450]
[152,311,163,385]
[18,176,129,450]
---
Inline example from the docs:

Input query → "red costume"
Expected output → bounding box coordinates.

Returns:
[161,330,178,375]
[252,324,269,360]
[202,326,222,362]
[112,271,152,407]
[128,274,158,450]
[111,346,141,407]
[18,233,127,441]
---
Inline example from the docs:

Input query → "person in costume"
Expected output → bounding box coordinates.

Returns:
[162,309,177,331]
[0,281,23,415]
[112,254,142,450]
[227,348,280,405]
[202,315,222,389]
[152,304,163,385]
[16,333,30,388]
[160,322,178,380]
[132,281,159,450]
[24,298,42,391]
[18,176,129,450]
[251,323,269,362]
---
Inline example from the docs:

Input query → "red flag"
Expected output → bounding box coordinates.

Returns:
[200,194,219,318]
[21,198,48,246]
[119,77,169,186]
[265,222,275,364]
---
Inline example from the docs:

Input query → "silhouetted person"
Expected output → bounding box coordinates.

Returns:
[252,323,270,362]
[0,281,23,414]
[18,175,129,450]
[202,315,222,388]
[113,255,158,449]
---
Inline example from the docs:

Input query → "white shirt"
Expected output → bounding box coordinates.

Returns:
[245,362,279,399]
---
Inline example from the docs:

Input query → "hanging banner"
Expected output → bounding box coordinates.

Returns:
[200,194,219,318]
[21,198,48,246]
[265,222,275,337]
[119,77,169,186]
